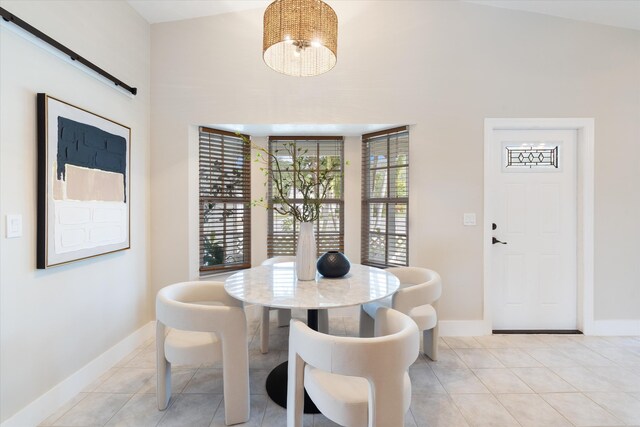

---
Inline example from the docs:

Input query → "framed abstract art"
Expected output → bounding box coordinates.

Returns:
[37,94,131,268]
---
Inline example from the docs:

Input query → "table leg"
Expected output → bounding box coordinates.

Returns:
[265,361,319,413]
[265,309,320,414]
[307,309,318,331]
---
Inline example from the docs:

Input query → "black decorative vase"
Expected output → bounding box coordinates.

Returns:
[317,251,351,278]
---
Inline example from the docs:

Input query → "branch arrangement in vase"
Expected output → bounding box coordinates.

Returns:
[240,135,342,221]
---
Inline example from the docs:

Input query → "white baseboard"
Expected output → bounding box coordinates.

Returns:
[439,320,491,337]
[450,319,640,336]
[588,319,640,336]
[1,321,155,427]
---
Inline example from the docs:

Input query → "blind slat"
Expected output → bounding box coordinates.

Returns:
[199,128,251,273]
[268,138,345,257]
[361,128,409,267]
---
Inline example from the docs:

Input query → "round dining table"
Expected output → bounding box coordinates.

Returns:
[224,262,400,412]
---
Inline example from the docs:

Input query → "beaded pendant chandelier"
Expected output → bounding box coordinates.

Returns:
[263,0,338,77]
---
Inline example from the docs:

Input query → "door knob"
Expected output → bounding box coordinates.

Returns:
[492,237,507,245]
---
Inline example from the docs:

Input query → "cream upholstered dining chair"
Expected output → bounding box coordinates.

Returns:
[359,267,442,361]
[156,281,249,425]
[260,257,329,353]
[287,307,419,427]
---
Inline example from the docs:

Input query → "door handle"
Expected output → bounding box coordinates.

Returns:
[492,237,507,245]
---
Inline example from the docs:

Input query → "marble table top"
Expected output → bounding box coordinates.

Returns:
[224,262,400,309]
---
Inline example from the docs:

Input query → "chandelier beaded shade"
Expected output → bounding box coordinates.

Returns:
[263,0,338,77]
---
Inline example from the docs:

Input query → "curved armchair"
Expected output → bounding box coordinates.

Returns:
[360,267,442,361]
[288,307,419,427]
[260,257,329,353]
[156,281,249,425]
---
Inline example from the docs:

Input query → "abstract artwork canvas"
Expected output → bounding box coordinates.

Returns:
[37,94,131,268]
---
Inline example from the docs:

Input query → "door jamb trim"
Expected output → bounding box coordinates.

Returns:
[483,118,595,334]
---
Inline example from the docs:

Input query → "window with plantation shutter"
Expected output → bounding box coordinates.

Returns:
[267,137,344,257]
[361,126,409,267]
[199,127,251,273]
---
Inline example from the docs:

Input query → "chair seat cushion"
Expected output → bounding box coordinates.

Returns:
[164,329,222,366]
[362,297,392,318]
[364,300,437,331]
[408,304,437,330]
[304,365,411,427]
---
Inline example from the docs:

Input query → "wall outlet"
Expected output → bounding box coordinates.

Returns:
[463,213,476,226]
[6,214,22,238]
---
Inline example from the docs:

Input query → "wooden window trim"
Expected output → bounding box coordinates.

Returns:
[362,126,408,140]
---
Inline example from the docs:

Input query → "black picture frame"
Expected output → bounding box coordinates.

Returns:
[37,94,131,268]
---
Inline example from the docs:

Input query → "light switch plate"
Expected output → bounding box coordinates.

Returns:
[6,214,22,238]
[463,213,476,226]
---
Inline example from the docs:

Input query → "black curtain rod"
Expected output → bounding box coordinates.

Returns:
[0,7,138,96]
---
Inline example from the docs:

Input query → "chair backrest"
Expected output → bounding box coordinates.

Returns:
[156,281,244,333]
[387,267,442,314]
[289,308,418,426]
[261,256,296,266]
[156,281,250,425]
[290,307,418,380]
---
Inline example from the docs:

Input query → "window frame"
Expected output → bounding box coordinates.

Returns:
[198,127,251,274]
[361,126,409,268]
[267,136,345,257]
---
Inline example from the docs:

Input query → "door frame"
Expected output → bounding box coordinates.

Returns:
[483,118,595,334]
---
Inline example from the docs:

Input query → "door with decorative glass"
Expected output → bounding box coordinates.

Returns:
[488,129,577,330]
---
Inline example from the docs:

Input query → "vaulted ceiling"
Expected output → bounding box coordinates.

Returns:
[128,0,640,31]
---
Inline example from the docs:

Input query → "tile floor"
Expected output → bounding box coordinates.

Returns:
[39,307,640,427]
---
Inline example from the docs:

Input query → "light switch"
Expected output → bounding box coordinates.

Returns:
[6,214,22,238]
[463,213,476,226]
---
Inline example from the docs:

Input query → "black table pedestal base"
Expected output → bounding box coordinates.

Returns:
[266,361,319,414]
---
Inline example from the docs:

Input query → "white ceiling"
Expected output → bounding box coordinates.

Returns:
[128,0,640,31]
[128,1,270,24]
[467,0,640,31]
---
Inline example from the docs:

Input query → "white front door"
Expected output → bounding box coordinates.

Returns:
[488,129,577,330]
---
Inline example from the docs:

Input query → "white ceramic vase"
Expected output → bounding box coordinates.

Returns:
[296,222,317,281]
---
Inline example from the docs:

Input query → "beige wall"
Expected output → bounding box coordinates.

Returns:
[0,1,151,421]
[150,1,640,321]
